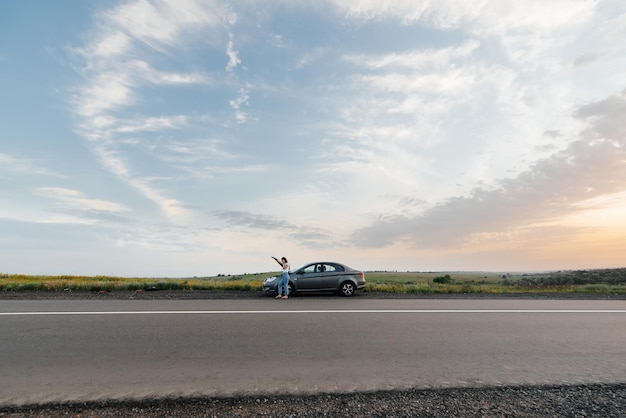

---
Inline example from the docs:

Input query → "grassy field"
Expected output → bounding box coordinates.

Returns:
[363,270,626,294]
[1,269,625,294]
[0,272,268,293]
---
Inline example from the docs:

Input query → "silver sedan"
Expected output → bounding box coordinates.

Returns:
[262,261,366,297]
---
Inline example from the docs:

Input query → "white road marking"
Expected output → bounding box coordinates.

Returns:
[1,309,625,316]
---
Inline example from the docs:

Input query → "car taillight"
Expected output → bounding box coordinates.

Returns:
[359,271,365,281]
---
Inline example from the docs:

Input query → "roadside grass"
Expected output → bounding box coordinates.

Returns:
[362,270,626,295]
[0,273,266,293]
[1,269,625,294]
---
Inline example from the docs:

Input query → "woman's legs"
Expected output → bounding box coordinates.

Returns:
[278,272,289,297]
[284,272,290,296]
[278,275,285,296]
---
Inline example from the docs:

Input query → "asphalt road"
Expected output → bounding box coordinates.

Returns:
[1,298,624,407]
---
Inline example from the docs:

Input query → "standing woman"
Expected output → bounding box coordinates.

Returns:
[272,256,290,299]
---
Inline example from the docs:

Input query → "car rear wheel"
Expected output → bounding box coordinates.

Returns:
[340,281,355,297]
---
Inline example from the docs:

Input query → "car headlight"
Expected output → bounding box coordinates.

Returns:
[264,277,277,284]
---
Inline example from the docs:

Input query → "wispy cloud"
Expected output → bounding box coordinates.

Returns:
[69,0,237,221]
[213,210,335,249]
[132,60,213,86]
[332,0,595,65]
[306,0,603,225]
[162,138,232,158]
[213,210,292,230]
[573,51,607,68]
[89,144,189,220]
[344,40,480,70]
[37,187,129,212]
[0,153,66,179]
[353,90,626,250]
[72,71,135,120]
[226,33,241,71]
[101,0,231,49]
[229,88,249,123]
[319,48,522,207]
[114,115,188,133]
[296,47,327,68]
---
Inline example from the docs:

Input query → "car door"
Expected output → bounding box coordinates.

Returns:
[294,263,324,291]
[319,263,345,290]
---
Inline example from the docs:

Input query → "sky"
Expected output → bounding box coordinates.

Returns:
[1,0,626,277]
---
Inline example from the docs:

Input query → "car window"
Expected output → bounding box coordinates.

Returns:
[322,264,336,272]
[302,264,317,274]
[325,264,344,272]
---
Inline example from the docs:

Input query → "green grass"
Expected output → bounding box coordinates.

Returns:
[0,273,267,293]
[363,270,626,294]
[1,269,625,294]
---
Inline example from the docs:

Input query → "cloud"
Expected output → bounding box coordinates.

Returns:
[0,217,205,267]
[213,210,292,230]
[287,227,334,249]
[332,0,595,65]
[318,44,529,209]
[130,59,213,85]
[573,51,607,68]
[133,137,270,181]
[115,115,188,133]
[37,187,130,213]
[84,31,132,59]
[172,161,270,180]
[225,34,241,71]
[352,90,626,249]
[295,47,327,68]
[229,88,249,123]
[34,187,135,225]
[308,1,607,225]
[86,144,190,221]
[72,61,211,122]
[212,210,336,249]
[330,0,431,24]
[0,153,66,179]
[101,0,232,50]
[574,89,626,127]
[72,71,135,120]
[344,40,480,70]
[160,139,235,161]
[69,0,236,221]
[331,0,592,29]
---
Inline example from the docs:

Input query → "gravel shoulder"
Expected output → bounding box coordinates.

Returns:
[2,384,625,417]
[2,290,624,417]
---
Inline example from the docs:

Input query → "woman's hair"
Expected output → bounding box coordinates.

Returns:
[281,257,288,263]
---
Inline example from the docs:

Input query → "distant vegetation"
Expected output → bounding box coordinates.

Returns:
[363,269,626,294]
[1,268,625,294]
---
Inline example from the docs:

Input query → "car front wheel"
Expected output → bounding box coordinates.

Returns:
[340,281,355,297]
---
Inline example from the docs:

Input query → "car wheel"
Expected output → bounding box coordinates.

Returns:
[288,282,294,295]
[340,281,355,297]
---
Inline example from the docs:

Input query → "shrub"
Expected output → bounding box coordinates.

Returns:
[433,274,452,284]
